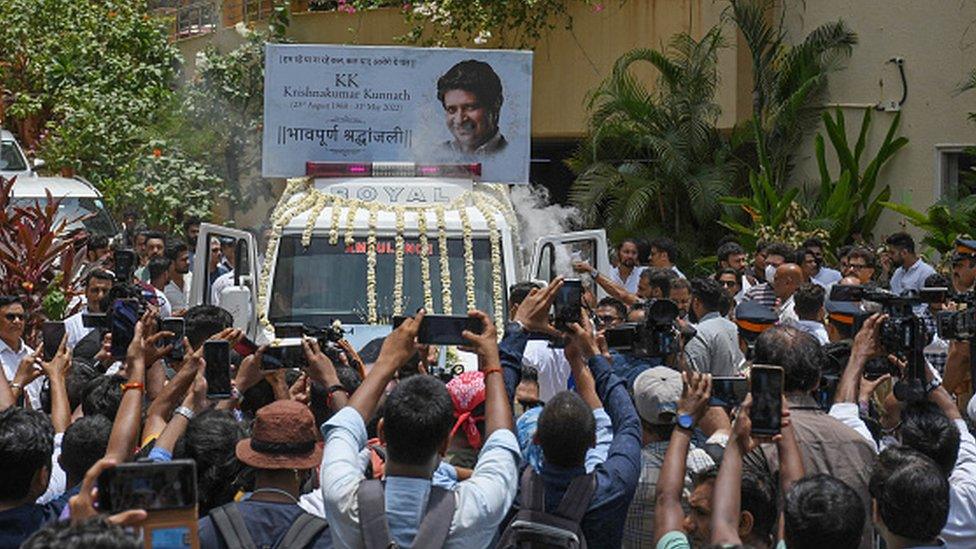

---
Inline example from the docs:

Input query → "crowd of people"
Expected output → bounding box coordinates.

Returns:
[1,219,975,549]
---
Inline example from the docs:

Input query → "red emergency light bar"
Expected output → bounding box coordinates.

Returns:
[306,162,481,179]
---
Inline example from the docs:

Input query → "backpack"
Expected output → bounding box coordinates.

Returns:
[356,479,456,549]
[210,502,329,549]
[498,468,597,549]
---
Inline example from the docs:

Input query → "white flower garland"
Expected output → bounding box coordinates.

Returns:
[417,211,433,311]
[366,206,379,323]
[393,207,405,316]
[458,205,476,312]
[436,206,452,315]
[256,177,515,326]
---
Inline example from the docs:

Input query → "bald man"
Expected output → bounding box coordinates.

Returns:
[773,263,804,323]
[839,275,861,286]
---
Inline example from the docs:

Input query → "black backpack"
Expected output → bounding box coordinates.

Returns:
[498,468,596,549]
[210,503,329,549]
[356,479,456,548]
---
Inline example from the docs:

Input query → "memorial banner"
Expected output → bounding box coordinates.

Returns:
[263,44,532,183]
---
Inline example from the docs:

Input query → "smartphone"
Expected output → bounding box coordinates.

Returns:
[263,342,306,370]
[554,278,583,331]
[417,315,483,346]
[82,312,109,329]
[110,299,142,358]
[203,340,231,399]
[41,321,65,361]
[97,460,197,513]
[233,336,259,358]
[709,376,748,407]
[750,365,784,436]
[113,249,137,283]
[160,318,185,362]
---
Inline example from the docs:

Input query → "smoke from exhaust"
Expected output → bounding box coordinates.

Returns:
[509,184,582,278]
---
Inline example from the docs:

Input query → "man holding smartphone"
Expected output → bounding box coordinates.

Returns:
[64,270,114,349]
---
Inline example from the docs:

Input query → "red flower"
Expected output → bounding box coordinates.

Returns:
[21,281,34,293]
[152,148,162,158]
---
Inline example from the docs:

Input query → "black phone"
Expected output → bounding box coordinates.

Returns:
[97,460,197,514]
[161,318,185,361]
[203,340,232,399]
[82,312,109,329]
[417,315,483,346]
[41,321,65,361]
[710,376,748,407]
[113,249,137,283]
[110,299,142,359]
[750,365,784,436]
[263,342,306,370]
[554,278,583,331]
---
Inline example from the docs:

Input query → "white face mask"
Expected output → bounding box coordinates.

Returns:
[765,264,777,284]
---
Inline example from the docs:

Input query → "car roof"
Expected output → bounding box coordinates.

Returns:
[9,176,101,198]
[0,129,14,141]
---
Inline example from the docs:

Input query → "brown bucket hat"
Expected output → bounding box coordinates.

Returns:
[236,400,324,470]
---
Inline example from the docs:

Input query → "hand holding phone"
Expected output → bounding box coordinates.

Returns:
[203,340,232,399]
[161,318,185,362]
[97,459,197,513]
[749,365,783,436]
[709,376,748,407]
[416,314,484,346]
[554,278,583,332]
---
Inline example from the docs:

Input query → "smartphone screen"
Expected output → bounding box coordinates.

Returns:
[203,340,231,399]
[97,460,197,513]
[82,313,108,329]
[262,343,305,370]
[161,318,185,361]
[709,376,748,407]
[750,365,784,436]
[113,249,136,283]
[41,321,65,361]
[274,323,305,339]
[554,279,583,330]
[417,315,483,345]
[110,299,141,359]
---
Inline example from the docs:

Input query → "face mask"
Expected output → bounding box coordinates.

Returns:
[765,264,777,284]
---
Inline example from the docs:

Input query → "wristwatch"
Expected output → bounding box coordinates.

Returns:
[676,413,695,431]
[925,378,942,394]
[506,320,527,334]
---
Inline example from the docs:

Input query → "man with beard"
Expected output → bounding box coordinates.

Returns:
[164,242,192,312]
[575,238,646,296]
[951,238,976,293]
[437,60,507,155]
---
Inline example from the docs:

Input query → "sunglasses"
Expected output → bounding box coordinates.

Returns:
[719,280,737,288]
[596,315,619,325]
[3,313,25,322]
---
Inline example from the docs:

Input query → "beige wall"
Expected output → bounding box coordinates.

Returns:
[176,1,754,137]
[782,0,976,240]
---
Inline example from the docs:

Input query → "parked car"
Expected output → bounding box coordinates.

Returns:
[0,128,43,179]
[8,176,118,237]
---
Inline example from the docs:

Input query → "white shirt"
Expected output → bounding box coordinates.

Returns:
[671,265,686,279]
[36,432,65,504]
[794,319,830,345]
[522,340,571,402]
[321,407,520,549]
[152,287,172,319]
[211,270,235,306]
[64,307,92,349]
[812,267,842,286]
[0,338,42,409]
[778,295,798,324]
[609,265,646,295]
[944,418,976,548]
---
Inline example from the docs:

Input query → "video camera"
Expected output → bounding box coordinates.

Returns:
[830,285,947,401]
[604,299,692,359]
[936,291,976,341]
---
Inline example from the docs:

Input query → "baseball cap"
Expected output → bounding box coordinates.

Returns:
[633,367,682,425]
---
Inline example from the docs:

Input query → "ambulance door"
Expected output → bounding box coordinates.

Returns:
[189,224,260,339]
[529,229,610,299]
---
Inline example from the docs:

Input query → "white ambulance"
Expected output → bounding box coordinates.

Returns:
[190,161,610,353]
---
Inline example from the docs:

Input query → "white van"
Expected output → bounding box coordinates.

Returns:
[8,176,118,237]
[191,162,610,351]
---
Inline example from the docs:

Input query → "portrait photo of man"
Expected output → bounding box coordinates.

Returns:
[436,59,508,155]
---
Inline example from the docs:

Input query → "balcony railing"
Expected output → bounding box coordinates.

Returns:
[158,0,322,41]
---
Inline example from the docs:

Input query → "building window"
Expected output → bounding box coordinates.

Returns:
[937,144,976,199]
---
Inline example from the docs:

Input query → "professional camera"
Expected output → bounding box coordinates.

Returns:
[604,299,692,359]
[936,291,976,340]
[830,285,947,402]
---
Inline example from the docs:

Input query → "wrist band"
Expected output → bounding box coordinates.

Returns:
[483,367,503,377]
[327,384,348,394]
[174,406,195,421]
[121,381,144,393]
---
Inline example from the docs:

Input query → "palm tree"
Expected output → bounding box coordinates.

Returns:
[727,0,857,187]
[569,27,733,252]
